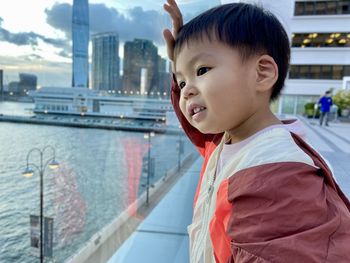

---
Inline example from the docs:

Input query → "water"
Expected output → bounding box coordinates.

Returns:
[0,102,194,263]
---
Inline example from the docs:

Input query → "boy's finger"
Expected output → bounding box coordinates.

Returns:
[163,29,175,61]
[163,4,183,38]
[165,0,183,27]
[163,3,181,22]
[167,0,182,21]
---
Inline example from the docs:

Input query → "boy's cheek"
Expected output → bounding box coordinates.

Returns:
[179,105,186,117]
[179,98,185,114]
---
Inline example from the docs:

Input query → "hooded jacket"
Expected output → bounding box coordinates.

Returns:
[171,82,350,263]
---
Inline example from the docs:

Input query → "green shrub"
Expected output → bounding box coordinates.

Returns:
[304,102,320,118]
[333,90,350,112]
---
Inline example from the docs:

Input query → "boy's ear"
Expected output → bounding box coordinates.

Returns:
[255,55,278,92]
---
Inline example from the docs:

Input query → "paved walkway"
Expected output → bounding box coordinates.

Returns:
[298,116,350,196]
[108,116,350,263]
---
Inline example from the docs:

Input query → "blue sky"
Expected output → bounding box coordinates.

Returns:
[0,0,221,87]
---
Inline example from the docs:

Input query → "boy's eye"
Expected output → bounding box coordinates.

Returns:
[178,81,186,89]
[197,67,210,76]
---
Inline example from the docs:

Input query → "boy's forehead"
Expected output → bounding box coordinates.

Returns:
[176,37,223,60]
[175,40,217,69]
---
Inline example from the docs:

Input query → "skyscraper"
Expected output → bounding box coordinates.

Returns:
[92,32,120,92]
[0,69,3,100]
[72,0,89,88]
[123,39,159,96]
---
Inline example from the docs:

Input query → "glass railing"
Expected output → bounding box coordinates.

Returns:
[0,1,221,262]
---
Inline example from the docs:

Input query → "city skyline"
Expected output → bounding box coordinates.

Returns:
[0,0,221,87]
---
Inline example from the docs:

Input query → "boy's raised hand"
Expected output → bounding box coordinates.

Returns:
[163,0,183,62]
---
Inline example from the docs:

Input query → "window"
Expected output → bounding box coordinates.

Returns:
[300,65,310,78]
[289,65,348,80]
[333,66,343,79]
[294,1,350,15]
[305,2,315,15]
[326,1,337,14]
[310,65,321,79]
[340,1,350,14]
[295,2,304,15]
[344,66,350,76]
[322,65,332,79]
[289,66,299,78]
[315,2,327,14]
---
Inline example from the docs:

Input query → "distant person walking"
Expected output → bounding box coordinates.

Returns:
[318,90,333,126]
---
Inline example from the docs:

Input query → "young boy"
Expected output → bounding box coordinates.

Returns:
[163,1,350,262]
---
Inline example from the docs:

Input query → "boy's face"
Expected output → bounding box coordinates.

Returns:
[175,38,259,134]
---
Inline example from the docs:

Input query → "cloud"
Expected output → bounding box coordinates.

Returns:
[45,3,172,45]
[26,54,44,61]
[45,3,72,38]
[0,19,69,51]
[58,50,71,59]
[0,29,38,47]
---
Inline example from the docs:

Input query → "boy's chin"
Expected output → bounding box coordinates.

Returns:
[194,125,222,135]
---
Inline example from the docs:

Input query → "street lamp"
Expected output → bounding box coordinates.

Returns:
[177,127,184,172]
[22,146,59,263]
[143,131,155,204]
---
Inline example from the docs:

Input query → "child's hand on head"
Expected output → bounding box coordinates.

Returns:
[163,0,183,62]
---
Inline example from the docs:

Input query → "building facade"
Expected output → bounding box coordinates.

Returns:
[222,0,350,115]
[72,0,90,88]
[122,39,160,96]
[279,0,350,115]
[92,32,120,93]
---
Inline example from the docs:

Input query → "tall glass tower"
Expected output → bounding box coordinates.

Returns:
[72,0,89,88]
[92,32,120,92]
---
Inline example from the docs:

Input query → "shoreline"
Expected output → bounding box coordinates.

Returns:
[0,114,182,134]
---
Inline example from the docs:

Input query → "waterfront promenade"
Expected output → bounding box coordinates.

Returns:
[107,115,350,263]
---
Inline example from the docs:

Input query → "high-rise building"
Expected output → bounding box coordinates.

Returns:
[92,32,120,93]
[0,69,3,100]
[72,0,89,88]
[122,39,159,96]
[157,57,171,97]
[19,73,37,96]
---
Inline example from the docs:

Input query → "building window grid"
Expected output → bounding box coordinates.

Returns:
[292,32,350,47]
[295,1,350,15]
[289,65,349,80]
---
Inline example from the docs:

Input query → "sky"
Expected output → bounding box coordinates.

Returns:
[0,0,221,87]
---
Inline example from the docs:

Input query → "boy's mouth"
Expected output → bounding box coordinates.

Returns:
[188,104,207,116]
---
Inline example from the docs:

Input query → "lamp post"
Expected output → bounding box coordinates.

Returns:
[22,146,59,263]
[144,131,155,204]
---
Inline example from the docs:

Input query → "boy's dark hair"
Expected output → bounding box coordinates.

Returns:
[174,3,290,101]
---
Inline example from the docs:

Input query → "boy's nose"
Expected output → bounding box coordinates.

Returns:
[181,83,198,99]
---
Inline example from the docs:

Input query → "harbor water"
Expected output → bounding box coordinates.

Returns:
[0,102,194,262]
